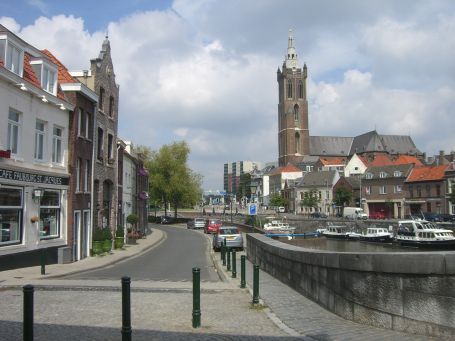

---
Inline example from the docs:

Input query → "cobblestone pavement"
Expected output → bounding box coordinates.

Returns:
[0,285,301,341]
[214,247,442,341]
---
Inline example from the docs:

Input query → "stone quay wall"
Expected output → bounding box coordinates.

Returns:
[247,233,455,338]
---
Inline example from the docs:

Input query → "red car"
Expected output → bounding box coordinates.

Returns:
[369,212,386,219]
[204,219,222,234]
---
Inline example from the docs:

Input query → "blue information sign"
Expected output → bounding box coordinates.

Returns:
[248,203,257,215]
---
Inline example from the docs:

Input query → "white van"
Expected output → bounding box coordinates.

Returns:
[276,207,285,213]
[343,207,368,220]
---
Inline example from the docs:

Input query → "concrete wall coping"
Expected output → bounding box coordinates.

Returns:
[247,233,455,275]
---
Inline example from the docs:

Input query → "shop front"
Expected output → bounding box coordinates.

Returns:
[0,166,69,270]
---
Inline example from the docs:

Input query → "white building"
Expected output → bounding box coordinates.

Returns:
[0,25,74,266]
[121,140,137,228]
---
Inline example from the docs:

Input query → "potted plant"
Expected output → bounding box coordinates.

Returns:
[115,226,125,249]
[102,228,112,253]
[92,228,104,255]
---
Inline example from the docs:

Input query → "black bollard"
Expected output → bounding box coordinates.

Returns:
[252,265,259,304]
[121,276,132,341]
[226,248,231,272]
[232,250,237,278]
[23,285,34,341]
[221,244,226,266]
[40,249,46,275]
[192,267,201,328]
[240,255,246,288]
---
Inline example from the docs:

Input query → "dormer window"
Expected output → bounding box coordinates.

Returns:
[0,37,24,76]
[379,171,387,178]
[365,173,373,179]
[30,59,58,95]
[394,171,402,177]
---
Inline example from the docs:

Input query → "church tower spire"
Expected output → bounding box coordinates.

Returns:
[277,29,310,167]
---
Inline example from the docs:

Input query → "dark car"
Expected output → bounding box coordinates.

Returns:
[160,215,172,224]
[439,214,455,222]
[422,212,442,222]
[204,219,222,234]
[310,212,328,219]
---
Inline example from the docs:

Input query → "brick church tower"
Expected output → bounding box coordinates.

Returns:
[277,30,309,167]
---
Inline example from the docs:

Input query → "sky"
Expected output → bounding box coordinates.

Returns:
[1,0,454,191]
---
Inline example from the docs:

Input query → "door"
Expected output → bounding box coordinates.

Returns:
[73,211,81,261]
[81,210,90,259]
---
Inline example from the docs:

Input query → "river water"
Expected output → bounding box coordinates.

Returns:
[279,236,431,252]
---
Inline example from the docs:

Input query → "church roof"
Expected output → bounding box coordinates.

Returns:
[309,136,353,156]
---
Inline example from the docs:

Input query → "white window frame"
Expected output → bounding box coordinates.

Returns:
[42,64,57,94]
[379,185,387,195]
[34,120,45,161]
[84,160,90,193]
[52,126,63,164]
[379,172,387,178]
[394,185,402,193]
[39,190,61,239]
[76,158,81,192]
[394,171,402,177]
[85,112,90,139]
[7,109,20,155]
[77,108,83,137]
[0,186,23,246]
[365,186,371,195]
[366,173,373,179]
[5,40,23,76]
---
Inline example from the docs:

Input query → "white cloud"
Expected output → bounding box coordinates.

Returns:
[2,1,455,189]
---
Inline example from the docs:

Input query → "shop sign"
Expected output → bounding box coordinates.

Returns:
[0,168,69,186]
[0,150,11,158]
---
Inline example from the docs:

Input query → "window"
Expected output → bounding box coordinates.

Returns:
[39,190,60,239]
[365,173,373,179]
[298,80,303,99]
[5,42,22,76]
[52,126,63,164]
[394,185,402,193]
[7,109,20,155]
[365,186,371,195]
[287,80,293,99]
[85,112,91,139]
[99,87,104,111]
[109,96,114,117]
[0,186,23,246]
[34,121,45,160]
[293,104,299,121]
[84,160,90,193]
[42,66,56,94]
[379,172,387,178]
[426,185,431,197]
[108,134,114,160]
[76,158,81,192]
[436,184,441,196]
[97,127,104,160]
[409,185,414,198]
[417,186,422,197]
[394,171,402,177]
[295,132,300,154]
[78,108,84,137]
[379,185,386,194]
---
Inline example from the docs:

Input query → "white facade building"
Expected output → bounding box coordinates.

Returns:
[121,141,137,228]
[0,25,74,264]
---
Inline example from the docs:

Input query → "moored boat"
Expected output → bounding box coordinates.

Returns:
[263,217,296,234]
[322,225,350,240]
[395,219,455,249]
[360,227,393,243]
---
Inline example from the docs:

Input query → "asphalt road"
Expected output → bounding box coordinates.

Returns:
[66,225,220,282]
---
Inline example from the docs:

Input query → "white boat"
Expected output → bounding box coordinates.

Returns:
[263,217,296,234]
[322,225,350,240]
[395,219,455,249]
[360,227,393,243]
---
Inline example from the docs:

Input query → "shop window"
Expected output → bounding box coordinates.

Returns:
[0,186,23,246]
[39,190,60,239]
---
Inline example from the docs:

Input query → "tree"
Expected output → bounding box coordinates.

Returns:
[300,190,320,212]
[141,141,202,218]
[333,187,352,208]
[269,193,288,207]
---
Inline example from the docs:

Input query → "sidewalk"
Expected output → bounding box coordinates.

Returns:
[213,248,439,341]
[0,226,166,287]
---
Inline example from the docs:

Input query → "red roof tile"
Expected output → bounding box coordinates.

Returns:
[270,164,301,175]
[360,153,394,167]
[406,165,448,182]
[393,155,423,167]
[320,157,345,166]
[22,52,42,88]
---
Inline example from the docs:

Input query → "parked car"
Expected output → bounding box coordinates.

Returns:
[440,214,455,222]
[310,212,328,219]
[422,212,443,222]
[187,217,205,229]
[276,207,286,213]
[204,219,222,234]
[213,226,244,251]
[160,215,172,224]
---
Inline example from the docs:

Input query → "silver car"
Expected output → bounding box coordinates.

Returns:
[213,226,244,251]
[187,217,205,229]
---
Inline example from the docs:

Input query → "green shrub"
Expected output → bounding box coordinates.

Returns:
[93,227,104,242]
[127,214,139,225]
[102,228,112,240]
[116,226,125,238]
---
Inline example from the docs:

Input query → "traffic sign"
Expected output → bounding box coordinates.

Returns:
[248,203,257,216]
